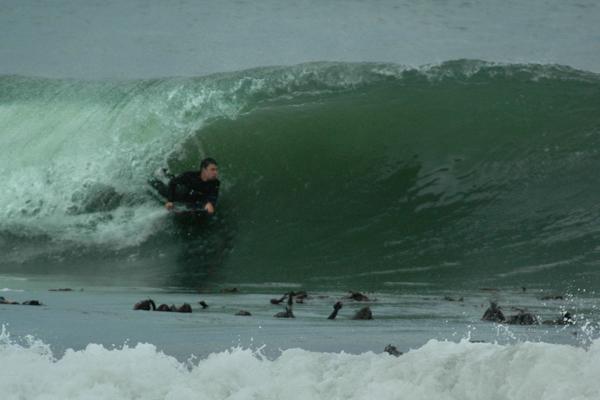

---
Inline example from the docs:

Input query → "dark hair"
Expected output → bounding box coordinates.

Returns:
[200,157,218,169]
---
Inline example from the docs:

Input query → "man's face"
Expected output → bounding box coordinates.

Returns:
[201,164,219,181]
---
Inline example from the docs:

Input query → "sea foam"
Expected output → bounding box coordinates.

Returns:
[1,327,598,400]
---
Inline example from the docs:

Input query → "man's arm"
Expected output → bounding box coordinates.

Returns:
[165,172,192,209]
[202,181,220,215]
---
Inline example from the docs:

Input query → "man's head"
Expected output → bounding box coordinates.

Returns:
[200,157,219,181]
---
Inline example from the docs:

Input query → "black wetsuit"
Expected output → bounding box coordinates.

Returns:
[166,171,220,208]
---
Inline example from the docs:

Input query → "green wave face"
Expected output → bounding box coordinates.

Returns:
[2,61,600,291]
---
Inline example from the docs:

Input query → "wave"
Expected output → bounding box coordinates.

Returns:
[1,326,599,400]
[1,60,600,290]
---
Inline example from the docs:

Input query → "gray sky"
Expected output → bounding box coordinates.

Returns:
[1,0,599,79]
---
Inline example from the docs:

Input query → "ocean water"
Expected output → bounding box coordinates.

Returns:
[2,1,600,399]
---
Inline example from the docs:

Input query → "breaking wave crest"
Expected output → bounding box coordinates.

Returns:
[1,60,600,289]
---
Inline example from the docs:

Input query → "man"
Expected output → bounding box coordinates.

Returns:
[161,158,220,215]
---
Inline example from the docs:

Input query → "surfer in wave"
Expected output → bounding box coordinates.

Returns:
[150,157,220,215]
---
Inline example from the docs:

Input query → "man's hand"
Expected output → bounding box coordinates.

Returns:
[165,202,174,210]
[204,202,215,215]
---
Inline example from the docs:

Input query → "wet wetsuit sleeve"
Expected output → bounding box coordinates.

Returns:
[167,173,192,202]
[205,181,220,206]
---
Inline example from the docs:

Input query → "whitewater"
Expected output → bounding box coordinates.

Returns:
[2,326,600,400]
